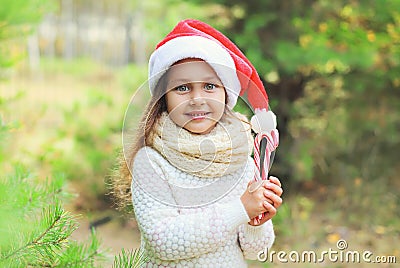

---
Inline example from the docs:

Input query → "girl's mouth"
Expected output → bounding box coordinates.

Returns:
[185,112,210,120]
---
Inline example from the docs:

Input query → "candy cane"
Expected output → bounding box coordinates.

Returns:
[253,129,279,182]
[249,110,279,223]
[252,129,279,221]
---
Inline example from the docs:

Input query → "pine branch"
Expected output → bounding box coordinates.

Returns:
[56,228,106,267]
[2,203,76,265]
[112,248,149,268]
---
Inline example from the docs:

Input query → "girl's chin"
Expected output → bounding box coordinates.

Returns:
[183,122,216,135]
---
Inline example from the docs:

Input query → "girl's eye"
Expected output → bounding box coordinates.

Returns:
[175,85,189,92]
[205,84,216,90]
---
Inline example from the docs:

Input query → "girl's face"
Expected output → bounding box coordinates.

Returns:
[165,59,226,134]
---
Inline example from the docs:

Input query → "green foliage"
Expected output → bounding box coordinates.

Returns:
[0,166,105,267]
[57,229,102,267]
[0,116,144,267]
[0,0,49,28]
[113,248,149,268]
[287,0,400,184]
[189,0,400,189]
[0,0,53,71]
[288,76,349,181]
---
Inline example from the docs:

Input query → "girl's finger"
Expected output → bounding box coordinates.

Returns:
[263,201,276,216]
[263,182,283,197]
[263,190,282,208]
[268,176,281,187]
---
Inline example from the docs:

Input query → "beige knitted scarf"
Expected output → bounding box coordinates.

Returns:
[149,112,253,178]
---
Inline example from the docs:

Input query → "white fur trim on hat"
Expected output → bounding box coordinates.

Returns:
[148,36,241,108]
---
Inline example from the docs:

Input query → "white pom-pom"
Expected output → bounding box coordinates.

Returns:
[250,109,277,133]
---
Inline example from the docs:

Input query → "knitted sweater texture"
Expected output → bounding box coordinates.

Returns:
[131,146,275,267]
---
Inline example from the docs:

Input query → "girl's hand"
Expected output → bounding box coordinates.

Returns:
[240,176,283,226]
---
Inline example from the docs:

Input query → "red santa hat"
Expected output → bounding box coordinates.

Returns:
[149,19,276,132]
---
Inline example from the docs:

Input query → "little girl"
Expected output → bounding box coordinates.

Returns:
[115,19,283,267]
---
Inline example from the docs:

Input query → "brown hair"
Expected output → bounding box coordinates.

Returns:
[110,72,168,210]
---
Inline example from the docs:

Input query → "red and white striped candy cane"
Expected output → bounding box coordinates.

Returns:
[253,129,279,182]
[252,129,279,222]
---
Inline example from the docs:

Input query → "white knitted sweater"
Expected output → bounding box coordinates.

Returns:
[131,146,275,267]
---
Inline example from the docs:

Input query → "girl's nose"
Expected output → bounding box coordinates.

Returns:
[189,85,206,106]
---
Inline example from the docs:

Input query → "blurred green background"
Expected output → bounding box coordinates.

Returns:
[1,0,399,267]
